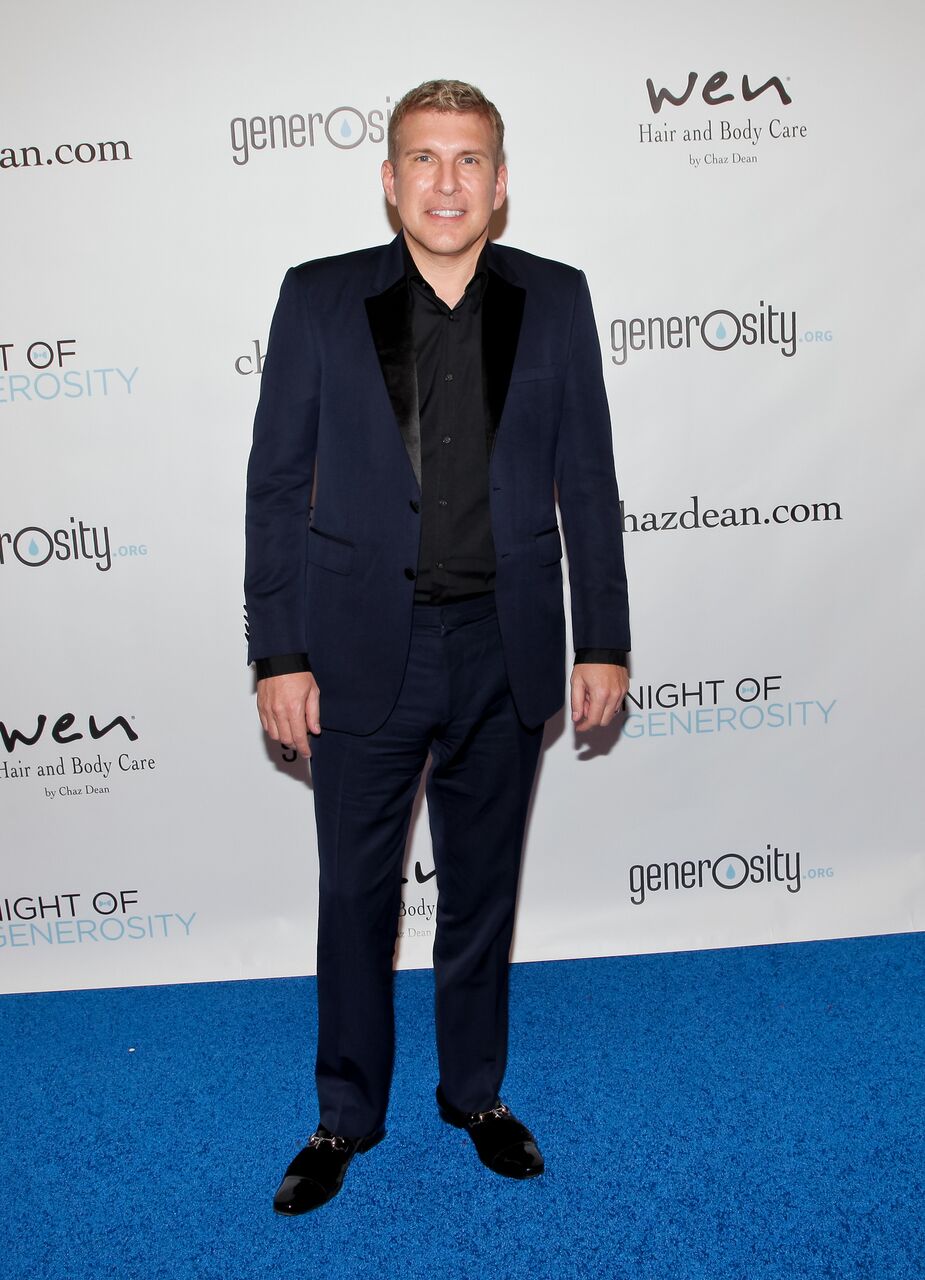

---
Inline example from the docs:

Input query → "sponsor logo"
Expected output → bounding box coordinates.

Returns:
[235,339,266,376]
[0,519,113,571]
[610,303,797,364]
[645,70,792,114]
[0,338,138,405]
[620,494,843,533]
[0,708,155,796]
[621,674,836,740]
[229,99,392,166]
[398,860,437,940]
[0,138,132,171]
[0,889,195,949]
[0,709,138,756]
[637,69,807,166]
[629,842,804,906]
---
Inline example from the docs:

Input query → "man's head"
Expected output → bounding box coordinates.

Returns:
[382,80,508,269]
[387,80,505,167]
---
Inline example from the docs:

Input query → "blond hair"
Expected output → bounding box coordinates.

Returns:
[387,79,505,165]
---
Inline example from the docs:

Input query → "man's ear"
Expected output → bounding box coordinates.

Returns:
[381,159,397,207]
[493,163,508,212]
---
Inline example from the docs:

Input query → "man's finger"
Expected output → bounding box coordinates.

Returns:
[582,688,609,729]
[274,704,309,758]
[571,674,587,723]
[306,684,321,737]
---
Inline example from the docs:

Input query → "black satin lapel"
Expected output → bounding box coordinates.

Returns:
[365,280,421,489]
[482,270,526,457]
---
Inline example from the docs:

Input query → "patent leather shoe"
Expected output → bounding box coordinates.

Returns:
[436,1086,544,1179]
[272,1124,385,1215]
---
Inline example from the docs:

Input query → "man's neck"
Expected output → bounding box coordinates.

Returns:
[401,231,488,308]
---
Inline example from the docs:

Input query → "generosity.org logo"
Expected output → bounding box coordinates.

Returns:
[629,843,802,906]
[230,98,392,165]
[611,301,796,365]
[0,518,112,571]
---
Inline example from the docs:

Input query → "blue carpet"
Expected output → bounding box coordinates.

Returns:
[1,934,923,1279]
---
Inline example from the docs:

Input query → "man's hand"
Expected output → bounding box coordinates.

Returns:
[570,663,628,732]
[257,671,320,759]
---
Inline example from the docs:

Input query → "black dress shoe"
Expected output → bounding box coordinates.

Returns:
[272,1124,385,1215]
[436,1086,544,1179]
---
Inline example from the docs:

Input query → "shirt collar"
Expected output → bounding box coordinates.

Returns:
[401,236,489,305]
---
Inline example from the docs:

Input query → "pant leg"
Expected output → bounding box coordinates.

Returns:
[425,600,544,1114]
[309,625,440,1137]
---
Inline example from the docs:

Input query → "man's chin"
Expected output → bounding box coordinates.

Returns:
[405,225,486,260]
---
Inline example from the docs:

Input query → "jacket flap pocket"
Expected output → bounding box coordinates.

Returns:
[307,527,355,576]
[534,525,563,566]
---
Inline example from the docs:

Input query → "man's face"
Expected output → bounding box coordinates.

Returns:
[381,109,507,264]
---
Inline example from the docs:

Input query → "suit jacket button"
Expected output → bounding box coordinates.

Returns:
[409,499,420,513]
[404,567,417,580]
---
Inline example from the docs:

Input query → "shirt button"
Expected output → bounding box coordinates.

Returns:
[442,435,451,445]
[438,499,448,507]
[404,567,416,580]
[444,373,454,381]
[435,562,444,569]
[409,499,420,513]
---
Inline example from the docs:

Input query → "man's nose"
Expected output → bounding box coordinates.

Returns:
[434,162,459,194]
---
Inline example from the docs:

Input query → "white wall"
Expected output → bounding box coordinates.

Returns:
[2,0,922,992]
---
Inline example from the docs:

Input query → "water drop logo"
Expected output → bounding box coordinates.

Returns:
[13,527,54,567]
[701,308,740,352]
[712,853,749,889]
[324,106,367,150]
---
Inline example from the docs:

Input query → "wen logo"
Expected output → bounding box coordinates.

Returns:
[0,712,138,754]
[646,71,792,114]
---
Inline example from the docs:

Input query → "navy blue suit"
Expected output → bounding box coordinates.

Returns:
[245,234,629,731]
[245,233,629,1134]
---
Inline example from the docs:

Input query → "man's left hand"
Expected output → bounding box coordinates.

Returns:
[570,663,628,731]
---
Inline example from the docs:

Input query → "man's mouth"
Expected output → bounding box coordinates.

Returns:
[428,209,464,218]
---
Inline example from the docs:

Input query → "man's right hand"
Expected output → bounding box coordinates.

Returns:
[257,671,320,759]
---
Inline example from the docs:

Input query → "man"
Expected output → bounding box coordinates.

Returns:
[245,80,630,1215]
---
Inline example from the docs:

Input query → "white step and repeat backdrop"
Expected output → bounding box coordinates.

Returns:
[2,0,923,993]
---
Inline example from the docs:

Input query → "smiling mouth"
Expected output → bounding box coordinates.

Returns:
[428,209,464,218]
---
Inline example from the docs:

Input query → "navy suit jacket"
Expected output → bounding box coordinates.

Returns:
[244,233,629,733]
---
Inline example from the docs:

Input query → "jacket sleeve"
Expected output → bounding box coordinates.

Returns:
[244,268,321,666]
[554,271,631,653]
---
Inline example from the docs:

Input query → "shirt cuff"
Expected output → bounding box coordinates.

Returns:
[254,653,311,680]
[574,648,627,666]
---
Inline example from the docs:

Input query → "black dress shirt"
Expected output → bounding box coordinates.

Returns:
[254,242,626,679]
[408,249,495,603]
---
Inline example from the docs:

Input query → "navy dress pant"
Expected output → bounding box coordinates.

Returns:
[308,595,544,1138]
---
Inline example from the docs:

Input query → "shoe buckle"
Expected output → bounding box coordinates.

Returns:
[469,1102,510,1125]
[308,1131,348,1152]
